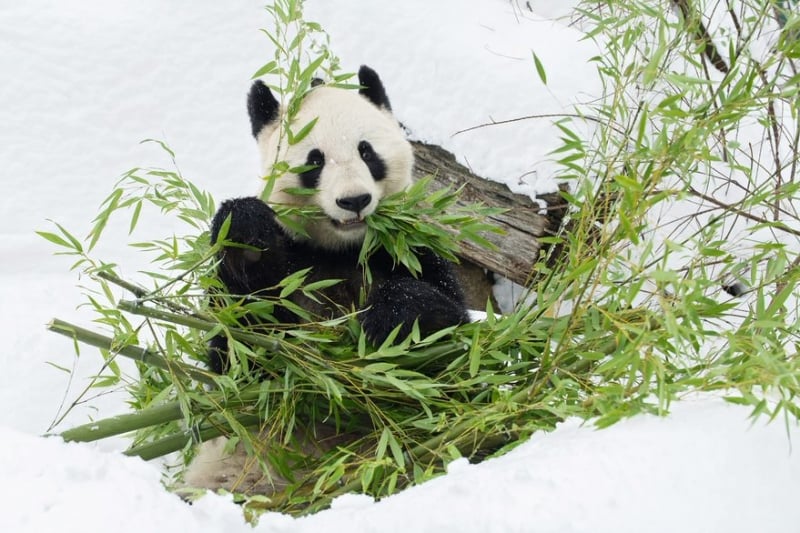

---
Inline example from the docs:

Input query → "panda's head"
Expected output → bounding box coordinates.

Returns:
[248,65,413,250]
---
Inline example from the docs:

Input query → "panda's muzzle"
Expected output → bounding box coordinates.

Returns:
[329,193,372,230]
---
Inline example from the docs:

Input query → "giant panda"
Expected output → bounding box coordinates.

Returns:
[183,66,469,495]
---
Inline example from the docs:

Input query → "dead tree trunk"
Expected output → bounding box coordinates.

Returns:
[411,141,567,307]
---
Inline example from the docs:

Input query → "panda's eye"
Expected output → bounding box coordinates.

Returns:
[358,140,387,181]
[306,149,324,168]
[299,149,324,189]
[358,140,374,162]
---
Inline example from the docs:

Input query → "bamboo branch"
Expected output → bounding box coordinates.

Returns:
[116,300,282,353]
[60,402,183,443]
[687,186,800,237]
[450,112,615,136]
[96,270,194,314]
[116,299,473,373]
[124,414,262,461]
[58,389,265,443]
[47,318,217,386]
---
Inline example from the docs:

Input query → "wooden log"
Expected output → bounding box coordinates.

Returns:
[411,140,567,290]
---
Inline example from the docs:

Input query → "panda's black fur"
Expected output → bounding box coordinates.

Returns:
[206,65,469,374]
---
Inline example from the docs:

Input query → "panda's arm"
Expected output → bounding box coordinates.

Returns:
[360,251,470,345]
[210,196,292,295]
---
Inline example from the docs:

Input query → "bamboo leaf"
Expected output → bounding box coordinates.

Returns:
[36,230,72,250]
[532,51,547,85]
[252,60,278,79]
[287,116,318,145]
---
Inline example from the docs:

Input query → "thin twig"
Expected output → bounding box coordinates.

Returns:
[451,112,618,137]
[686,186,800,238]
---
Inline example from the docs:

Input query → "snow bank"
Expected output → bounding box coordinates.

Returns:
[2,398,798,533]
[0,426,246,533]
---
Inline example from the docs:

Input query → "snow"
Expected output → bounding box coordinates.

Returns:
[304,0,600,196]
[3,398,799,533]
[1,0,799,531]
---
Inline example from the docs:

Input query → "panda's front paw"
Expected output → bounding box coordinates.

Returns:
[210,197,287,294]
[360,278,469,345]
[359,306,410,346]
[211,197,277,248]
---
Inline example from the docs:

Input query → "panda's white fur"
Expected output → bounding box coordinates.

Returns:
[182,422,355,496]
[182,66,469,497]
[258,86,413,249]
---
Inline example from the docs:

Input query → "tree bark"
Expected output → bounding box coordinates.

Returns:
[411,141,567,292]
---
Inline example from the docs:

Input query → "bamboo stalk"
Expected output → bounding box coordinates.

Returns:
[124,414,261,460]
[95,270,193,314]
[117,299,472,374]
[47,318,217,386]
[58,389,266,443]
[60,402,183,443]
[116,299,281,353]
[95,270,149,298]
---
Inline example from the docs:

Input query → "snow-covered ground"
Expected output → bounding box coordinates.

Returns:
[1,1,799,531]
[4,398,799,533]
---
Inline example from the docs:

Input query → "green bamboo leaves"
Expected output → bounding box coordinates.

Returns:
[361,177,504,277]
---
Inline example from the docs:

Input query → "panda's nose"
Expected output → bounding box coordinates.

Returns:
[336,193,372,214]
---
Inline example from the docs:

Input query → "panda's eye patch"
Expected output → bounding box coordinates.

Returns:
[358,140,374,162]
[299,149,324,189]
[358,141,387,181]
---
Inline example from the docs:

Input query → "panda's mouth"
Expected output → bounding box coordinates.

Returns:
[330,217,366,231]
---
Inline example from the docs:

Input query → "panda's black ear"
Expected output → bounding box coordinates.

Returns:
[247,80,280,138]
[358,65,392,111]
